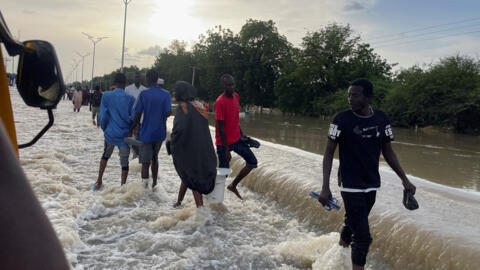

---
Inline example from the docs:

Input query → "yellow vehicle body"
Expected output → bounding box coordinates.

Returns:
[0,48,18,154]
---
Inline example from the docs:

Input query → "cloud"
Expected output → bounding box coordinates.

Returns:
[187,0,378,46]
[375,34,480,70]
[138,45,163,56]
[343,1,365,12]
[21,9,37,15]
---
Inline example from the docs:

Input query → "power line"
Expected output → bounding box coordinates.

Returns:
[376,29,480,49]
[371,22,480,46]
[367,17,480,41]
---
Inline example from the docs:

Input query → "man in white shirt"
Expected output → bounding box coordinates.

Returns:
[125,72,147,100]
[156,78,164,87]
[125,72,146,160]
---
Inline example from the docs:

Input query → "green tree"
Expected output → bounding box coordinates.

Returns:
[275,23,392,116]
[153,40,195,92]
[238,19,293,108]
[384,55,480,132]
[90,65,147,91]
[193,26,243,102]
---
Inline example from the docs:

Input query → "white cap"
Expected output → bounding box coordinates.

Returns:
[157,78,164,85]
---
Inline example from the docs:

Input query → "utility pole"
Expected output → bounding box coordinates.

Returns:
[82,32,108,90]
[76,51,90,89]
[121,0,132,72]
[191,66,196,86]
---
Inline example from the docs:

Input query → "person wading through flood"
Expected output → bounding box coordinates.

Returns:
[215,74,258,200]
[170,81,216,208]
[90,85,102,126]
[125,71,147,100]
[94,73,135,190]
[72,86,83,112]
[125,72,147,159]
[128,69,171,190]
[317,78,416,270]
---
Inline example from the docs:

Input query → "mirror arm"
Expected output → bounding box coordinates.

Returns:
[0,12,24,56]
[18,109,54,149]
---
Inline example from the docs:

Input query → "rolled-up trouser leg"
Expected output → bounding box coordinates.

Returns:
[341,191,376,267]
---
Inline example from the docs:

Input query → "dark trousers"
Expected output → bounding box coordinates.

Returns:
[216,140,258,169]
[340,191,376,267]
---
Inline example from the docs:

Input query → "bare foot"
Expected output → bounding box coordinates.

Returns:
[339,238,350,248]
[173,201,182,208]
[227,184,243,200]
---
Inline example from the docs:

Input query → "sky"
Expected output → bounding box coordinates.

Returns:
[3,0,480,84]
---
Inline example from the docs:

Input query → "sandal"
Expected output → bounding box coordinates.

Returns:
[92,182,103,191]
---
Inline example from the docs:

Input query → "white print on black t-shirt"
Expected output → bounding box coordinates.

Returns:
[353,125,380,138]
[385,124,394,140]
[328,124,341,140]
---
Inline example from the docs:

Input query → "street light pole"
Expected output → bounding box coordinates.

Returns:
[12,31,20,75]
[3,58,10,72]
[76,51,90,89]
[82,32,108,90]
[66,69,73,84]
[70,63,76,85]
[121,0,132,73]
[73,59,80,84]
[191,66,196,86]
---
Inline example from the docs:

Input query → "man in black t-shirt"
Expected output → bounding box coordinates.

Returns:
[317,78,416,270]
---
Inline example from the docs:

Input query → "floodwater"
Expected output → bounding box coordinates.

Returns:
[12,89,480,269]
[208,113,480,192]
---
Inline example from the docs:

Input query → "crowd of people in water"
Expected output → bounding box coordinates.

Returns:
[66,71,417,270]
[70,70,258,209]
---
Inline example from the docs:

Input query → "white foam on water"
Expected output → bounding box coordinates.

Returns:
[12,89,480,269]
[230,134,480,269]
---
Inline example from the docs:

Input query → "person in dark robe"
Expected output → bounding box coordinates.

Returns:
[170,81,217,208]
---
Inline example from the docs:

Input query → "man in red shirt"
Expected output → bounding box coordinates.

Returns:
[215,74,258,200]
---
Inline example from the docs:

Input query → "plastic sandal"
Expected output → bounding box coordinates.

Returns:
[310,191,341,211]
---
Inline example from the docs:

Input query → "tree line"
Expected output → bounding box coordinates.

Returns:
[87,19,480,133]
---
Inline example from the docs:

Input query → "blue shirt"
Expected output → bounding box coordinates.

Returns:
[99,89,136,147]
[134,86,172,143]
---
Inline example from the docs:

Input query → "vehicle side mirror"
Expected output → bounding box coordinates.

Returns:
[16,40,65,109]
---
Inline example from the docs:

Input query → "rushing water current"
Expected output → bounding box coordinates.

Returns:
[208,112,480,192]
[12,89,480,270]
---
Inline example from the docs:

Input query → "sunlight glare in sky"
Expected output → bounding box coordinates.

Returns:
[148,0,205,42]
